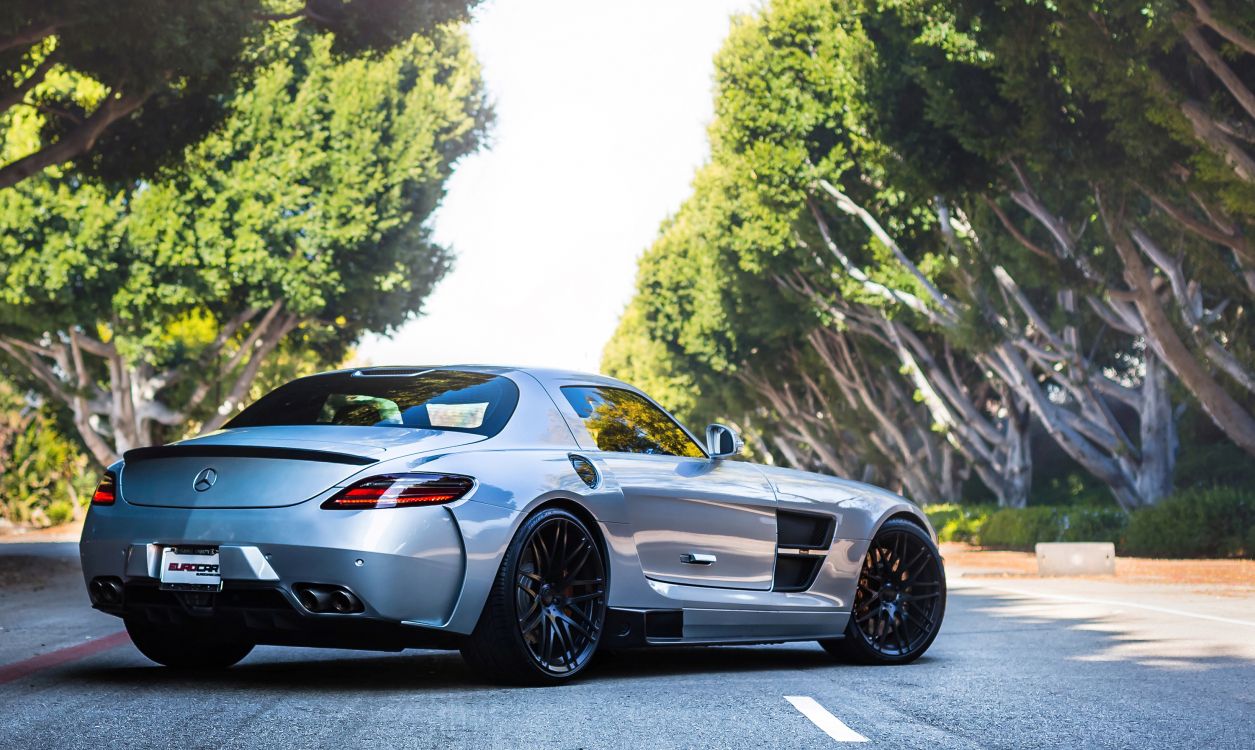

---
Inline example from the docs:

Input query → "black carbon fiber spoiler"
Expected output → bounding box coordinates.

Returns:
[122,445,378,466]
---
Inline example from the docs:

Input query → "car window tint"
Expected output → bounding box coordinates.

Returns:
[226,370,518,437]
[561,386,705,458]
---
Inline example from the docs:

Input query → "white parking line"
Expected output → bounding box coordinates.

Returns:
[953,581,1255,628]
[785,696,869,743]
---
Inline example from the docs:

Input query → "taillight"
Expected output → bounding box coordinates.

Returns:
[91,471,117,506]
[321,474,474,510]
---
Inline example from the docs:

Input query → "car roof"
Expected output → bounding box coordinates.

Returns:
[312,365,639,392]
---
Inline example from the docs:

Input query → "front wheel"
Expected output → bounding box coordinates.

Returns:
[125,618,254,669]
[461,507,608,685]
[820,518,946,665]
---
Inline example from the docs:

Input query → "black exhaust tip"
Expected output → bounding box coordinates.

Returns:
[89,576,124,606]
[329,589,361,613]
[296,586,332,613]
[294,584,363,614]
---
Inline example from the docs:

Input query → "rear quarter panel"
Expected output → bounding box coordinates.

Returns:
[386,445,634,634]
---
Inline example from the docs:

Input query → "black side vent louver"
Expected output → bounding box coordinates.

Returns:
[773,510,837,593]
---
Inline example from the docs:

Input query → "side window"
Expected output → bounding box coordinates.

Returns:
[561,386,705,458]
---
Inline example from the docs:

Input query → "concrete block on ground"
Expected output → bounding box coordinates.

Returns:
[1035,542,1116,576]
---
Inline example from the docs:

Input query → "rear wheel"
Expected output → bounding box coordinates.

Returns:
[461,507,608,685]
[820,518,945,665]
[125,617,254,669]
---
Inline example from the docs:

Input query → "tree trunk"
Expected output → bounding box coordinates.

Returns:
[1132,352,1177,507]
[995,405,1032,508]
[1104,210,1255,457]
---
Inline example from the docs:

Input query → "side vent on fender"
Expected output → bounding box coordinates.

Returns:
[569,454,599,489]
[774,554,824,593]
[773,510,837,593]
[777,510,835,550]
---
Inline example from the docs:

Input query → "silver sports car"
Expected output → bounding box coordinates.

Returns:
[81,366,946,684]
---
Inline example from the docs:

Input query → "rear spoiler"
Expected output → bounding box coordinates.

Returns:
[123,445,378,466]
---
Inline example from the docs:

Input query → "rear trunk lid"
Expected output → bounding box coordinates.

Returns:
[120,426,483,509]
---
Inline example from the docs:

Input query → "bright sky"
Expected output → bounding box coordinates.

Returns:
[356,0,758,374]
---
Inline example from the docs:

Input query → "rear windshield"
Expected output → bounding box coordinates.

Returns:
[225,370,519,437]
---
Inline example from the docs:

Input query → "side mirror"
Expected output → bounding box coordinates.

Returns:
[705,423,743,459]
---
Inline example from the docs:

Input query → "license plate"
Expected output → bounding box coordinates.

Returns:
[159,546,222,591]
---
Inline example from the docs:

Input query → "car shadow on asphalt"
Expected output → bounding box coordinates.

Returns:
[64,642,895,692]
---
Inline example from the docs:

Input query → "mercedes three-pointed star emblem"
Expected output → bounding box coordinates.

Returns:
[193,467,218,492]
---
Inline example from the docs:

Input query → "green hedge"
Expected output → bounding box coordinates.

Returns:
[980,506,1128,549]
[1124,487,1254,558]
[923,504,992,544]
[925,488,1253,558]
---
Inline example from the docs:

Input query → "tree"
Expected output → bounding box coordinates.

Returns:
[608,0,1255,508]
[0,26,489,465]
[0,378,95,527]
[0,0,480,190]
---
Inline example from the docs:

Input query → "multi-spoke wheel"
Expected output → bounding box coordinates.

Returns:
[820,518,945,665]
[461,507,607,685]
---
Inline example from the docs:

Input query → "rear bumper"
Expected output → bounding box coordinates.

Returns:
[96,579,462,651]
[80,498,472,633]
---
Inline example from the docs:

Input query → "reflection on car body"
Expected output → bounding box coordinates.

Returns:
[81,365,946,685]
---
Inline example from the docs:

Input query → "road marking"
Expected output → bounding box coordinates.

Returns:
[785,696,869,743]
[956,581,1255,629]
[0,631,129,685]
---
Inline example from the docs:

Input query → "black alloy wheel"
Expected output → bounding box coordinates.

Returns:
[462,507,608,685]
[514,514,607,674]
[820,518,946,664]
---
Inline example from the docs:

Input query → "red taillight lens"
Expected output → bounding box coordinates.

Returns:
[321,474,474,510]
[91,471,117,506]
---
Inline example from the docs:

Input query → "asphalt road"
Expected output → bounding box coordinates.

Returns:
[1,542,1252,749]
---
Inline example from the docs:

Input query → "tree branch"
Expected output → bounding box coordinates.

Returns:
[805,199,944,324]
[199,313,300,433]
[1186,0,1255,56]
[1129,226,1255,395]
[0,52,58,116]
[816,179,961,323]
[0,23,57,53]
[1178,97,1255,184]
[1099,192,1255,455]
[982,195,1057,262]
[0,88,151,189]
[1180,21,1255,123]
[181,302,281,416]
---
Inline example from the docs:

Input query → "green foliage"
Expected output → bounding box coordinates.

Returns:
[0,25,489,454]
[980,508,1061,549]
[0,383,95,528]
[1057,508,1130,544]
[1172,414,1255,491]
[607,0,1255,509]
[1124,487,1255,559]
[925,503,993,543]
[931,492,1254,559]
[601,298,703,424]
[0,0,481,188]
[978,506,1128,550]
[929,504,1130,549]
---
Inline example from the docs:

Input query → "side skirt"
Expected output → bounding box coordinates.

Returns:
[603,607,847,648]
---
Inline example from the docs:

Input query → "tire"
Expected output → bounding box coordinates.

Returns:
[820,518,946,665]
[125,617,254,670]
[461,507,608,686]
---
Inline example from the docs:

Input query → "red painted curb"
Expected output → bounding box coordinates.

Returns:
[0,631,130,685]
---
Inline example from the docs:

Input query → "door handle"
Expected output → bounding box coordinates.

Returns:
[680,553,716,566]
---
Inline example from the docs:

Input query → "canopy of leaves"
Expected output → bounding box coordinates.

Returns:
[0,0,481,186]
[0,24,488,424]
